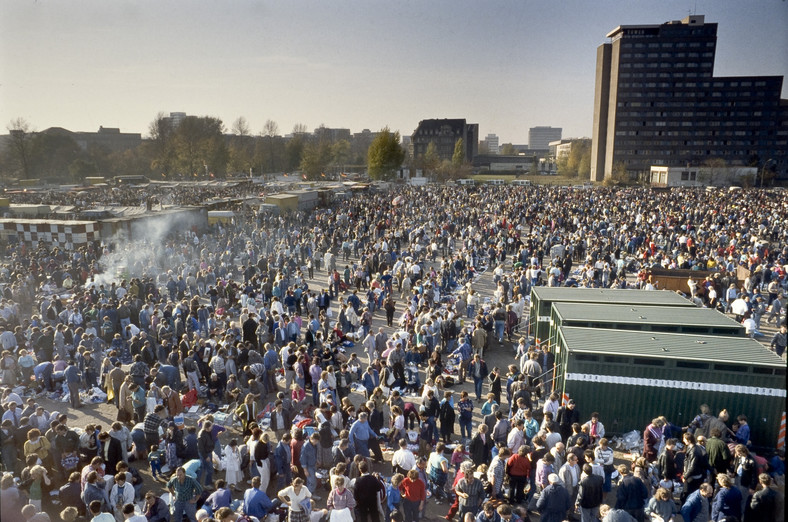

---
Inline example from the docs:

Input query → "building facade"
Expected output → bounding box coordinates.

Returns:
[528,126,562,150]
[482,133,499,154]
[590,15,787,182]
[411,119,479,163]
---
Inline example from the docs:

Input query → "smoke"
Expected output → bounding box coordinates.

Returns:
[91,209,206,287]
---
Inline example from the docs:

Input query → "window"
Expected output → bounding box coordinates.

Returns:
[603,356,628,364]
[714,363,747,373]
[575,354,600,362]
[676,361,710,369]
[633,358,665,366]
[752,367,774,375]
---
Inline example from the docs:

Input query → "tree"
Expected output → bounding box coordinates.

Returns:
[366,127,405,181]
[172,116,227,178]
[231,116,250,137]
[292,123,308,135]
[608,161,629,185]
[452,138,465,167]
[300,139,332,180]
[68,158,98,182]
[147,112,175,176]
[421,141,440,176]
[500,143,516,155]
[331,139,352,170]
[285,135,305,171]
[701,158,727,186]
[260,119,281,173]
[29,130,81,181]
[6,118,34,179]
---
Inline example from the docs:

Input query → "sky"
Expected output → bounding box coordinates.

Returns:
[1,0,787,145]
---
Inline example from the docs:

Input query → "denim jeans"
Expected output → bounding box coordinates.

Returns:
[172,500,198,522]
[459,418,472,440]
[199,454,213,486]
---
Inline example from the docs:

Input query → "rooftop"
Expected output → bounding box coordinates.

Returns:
[558,326,785,367]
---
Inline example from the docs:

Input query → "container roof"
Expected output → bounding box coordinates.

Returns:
[552,303,743,329]
[532,287,694,307]
[558,326,785,367]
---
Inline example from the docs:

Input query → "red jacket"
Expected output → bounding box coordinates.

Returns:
[399,477,426,502]
[506,453,531,477]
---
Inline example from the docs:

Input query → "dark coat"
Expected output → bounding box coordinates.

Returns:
[577,473,604,509]
[536,483,572,522]
[469,432,492,466]
[102,436,123,475]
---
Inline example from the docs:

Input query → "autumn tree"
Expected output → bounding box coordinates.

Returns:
[367,127,405,181]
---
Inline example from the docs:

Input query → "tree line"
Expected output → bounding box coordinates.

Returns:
[2,115,408,183]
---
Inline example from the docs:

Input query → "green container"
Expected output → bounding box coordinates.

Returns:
[528,287,694,346]
[548,302,745,348]
[554,326,786,446]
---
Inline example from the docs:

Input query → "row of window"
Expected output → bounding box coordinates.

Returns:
[627,41,714,49]
[617,120,773,128]
[616,138,766,148]
[616,148,758,156]
[573,352,785,376]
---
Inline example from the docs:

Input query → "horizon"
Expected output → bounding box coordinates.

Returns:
[2,0,787,144]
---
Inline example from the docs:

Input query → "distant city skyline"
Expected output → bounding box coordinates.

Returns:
[1,0,786,144]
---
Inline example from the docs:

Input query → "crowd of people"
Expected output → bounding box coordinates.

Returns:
[0,182,786,522]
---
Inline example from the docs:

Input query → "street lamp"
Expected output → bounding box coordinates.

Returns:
[761,158,775,188]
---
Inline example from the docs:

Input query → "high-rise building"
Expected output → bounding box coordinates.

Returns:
[482,133,499,154]
[528,126,562,151]
[590,15,787,182]
[411,119,479,163]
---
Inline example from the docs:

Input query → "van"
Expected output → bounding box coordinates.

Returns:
[511,179,532,187]
[457,179,476,186]
[486,179,505,186]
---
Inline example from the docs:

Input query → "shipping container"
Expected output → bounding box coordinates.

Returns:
[548,302,745,348]
[554,326,786,446]
[529,287,694,346]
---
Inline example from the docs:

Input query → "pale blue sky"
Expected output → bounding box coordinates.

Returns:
[1,0,786,144]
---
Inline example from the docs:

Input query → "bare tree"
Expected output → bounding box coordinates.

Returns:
[262,119,279,138]
[292,123,308,135]
[6,117,34,179]
[231,116,250,137]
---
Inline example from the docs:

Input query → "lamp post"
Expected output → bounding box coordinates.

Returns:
[761,158,775,188]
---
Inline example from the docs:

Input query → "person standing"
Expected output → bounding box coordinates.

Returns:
[300,433,320,499]
[469,354,488,402]
[354,460,384,522]
[576,463,604,522]
[166,466,203,522]
[615,465,649,522]
[197,421,215,488]
[278,477,313,522]
[399,469,426,522]
[536,473,572,522]
[64,359,82,409]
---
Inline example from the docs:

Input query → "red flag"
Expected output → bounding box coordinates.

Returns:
[302,174,307,180]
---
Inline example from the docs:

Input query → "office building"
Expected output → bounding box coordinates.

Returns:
[590,15,787,182]
[482,133,499,154]
[528,126,562,151]
[411,119,479,163]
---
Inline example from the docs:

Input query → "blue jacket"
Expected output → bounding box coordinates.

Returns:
[711,487,742,521]
[361,370,379,393]
[243,488,274,518]
[452,341,472,362]
[300,441,318,469]
[681,489,708,522]
[274,441,291,475]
